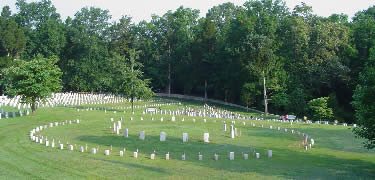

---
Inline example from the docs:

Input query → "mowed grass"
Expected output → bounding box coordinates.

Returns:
[0,100,374,180]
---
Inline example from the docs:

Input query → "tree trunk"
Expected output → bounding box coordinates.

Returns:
[131,97,134,113]
[204,80,207,99]
[263,71,268,115]
[31,102,36,116]
[168,44,171,96]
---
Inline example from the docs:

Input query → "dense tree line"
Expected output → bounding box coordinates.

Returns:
[1,0,375,125]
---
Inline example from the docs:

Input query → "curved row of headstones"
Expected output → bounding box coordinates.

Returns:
[29,118,274,160]
[112,114,315,151]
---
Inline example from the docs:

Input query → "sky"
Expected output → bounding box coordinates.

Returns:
[0,0,374,23]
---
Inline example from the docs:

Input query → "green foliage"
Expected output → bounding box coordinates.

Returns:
[113,49,153,112]
[308,97,334,121]
[352,47,375,149]
[0,6,25,58]
[240,82,260,108]
[2,55,62,114]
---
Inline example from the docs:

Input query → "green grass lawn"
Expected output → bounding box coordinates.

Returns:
[0,99,374,179]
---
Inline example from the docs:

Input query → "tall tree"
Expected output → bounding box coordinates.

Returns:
[113,49,153,113]
[352,46,375,149]
[0,6,25,58]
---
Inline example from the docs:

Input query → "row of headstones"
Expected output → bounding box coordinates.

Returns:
[128,116,216,123]
[99,150,273,160]
[245,122,315,150]
[2,93,133,109]
[29,117,271,160]
[118,112,314,149]
[146,105,355,128]
[30,119,81,148]
[0,109,30,119]
[74,102,180,113]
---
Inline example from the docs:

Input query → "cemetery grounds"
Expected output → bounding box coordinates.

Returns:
[0,95,374,179]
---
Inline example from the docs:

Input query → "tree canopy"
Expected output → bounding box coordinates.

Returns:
[2,55,62,114]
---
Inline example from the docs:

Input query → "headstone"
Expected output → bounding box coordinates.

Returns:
[139,131,145,140]
[229,152,234,160]
[223,123,227,131]
[105,150,110,156]
[160,132,166,141]
[123,128,128,137]
[60,144,63,150]
[91,148,97,154]
[256,153,260,159]
[69,145,73,151]
[45,140,49,147]
[133,152,138,158]
[230,125,235,138]
[311,139,315,145]
[182,133,188,142]
[166,152,170,160]
[182,153,186,160]
[120,151,124,157]
[214,153,219,161]
[198,154,203,160]
[244,154,249,160]
[203,133,209,143]
[151,153,155,160]
[171,116,175,122]
[268,150,272,158]
[80,146,84,152]
[51,141,55,148]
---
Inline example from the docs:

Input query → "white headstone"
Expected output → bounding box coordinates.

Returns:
[268,150,272,158]
[229,152,234,160]
[203,133,209,143]
[91,148,96,154]
[160,132,166,141]
[124,128,128,137]
[182,153,186,160]
[256,153,260,159]
[139,131,145,140]
[214,153,219,161]
[69,145,73,151]
[80,146,84,152]
[230,125,235,139]
[120,151,124,157]
[105,150,110,156]
[60,144,63,150]
[182,133,188,142]
[166,152,170,160]
[134,152,138,158]
[244,154,248,160]
[151,153,155,160]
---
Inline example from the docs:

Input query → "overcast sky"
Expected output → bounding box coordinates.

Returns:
[1,0,374,23]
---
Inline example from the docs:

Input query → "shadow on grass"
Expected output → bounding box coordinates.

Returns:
[91,158,168,174]
[76,134,375,179]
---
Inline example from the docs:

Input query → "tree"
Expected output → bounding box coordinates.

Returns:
[0,6,25,58]
[244,33,277,114]
[307,97,333,121]
[240,82,260,110]
[2,55,62,115]
[115,49,153,113]
[352,47,375,149]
